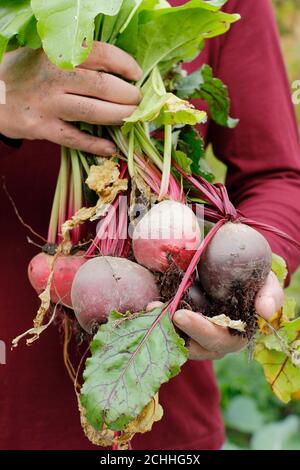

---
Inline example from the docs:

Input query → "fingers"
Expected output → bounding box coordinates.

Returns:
[80,42,142,82]
[55,94,136,125]
[44,120,116,156]
[62,69,141,105]
[255,271,284,320]
[173,309,247,355]
[188,339,224,361]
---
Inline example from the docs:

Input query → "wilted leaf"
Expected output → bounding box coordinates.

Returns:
[12,304,57,348]
[258,310,283,335]
[204,314,246,332]
[86,162,120,195]
[11,248,68,348]
[61,206,95,246]
[119,393,163,444]
[258,294,296,334]
[123,67,206,132]
[78,395,115,448]
[61,161,128,241]
[157,94,207,126]
[81,307,188,431]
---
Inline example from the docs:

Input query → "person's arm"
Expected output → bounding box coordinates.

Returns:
[208,0,300,278]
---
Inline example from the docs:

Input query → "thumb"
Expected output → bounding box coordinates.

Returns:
[255,271,284,320]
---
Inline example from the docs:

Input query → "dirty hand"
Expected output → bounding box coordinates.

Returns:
[173,271,284,360]
[0,42,142,155]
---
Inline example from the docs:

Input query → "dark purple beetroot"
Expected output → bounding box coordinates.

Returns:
[198,222,272,337]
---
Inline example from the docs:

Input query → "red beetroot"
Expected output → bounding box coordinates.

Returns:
[198,222,272,302]
[132,200,201,273]
[71,256,160,333]
[28,251,86,308]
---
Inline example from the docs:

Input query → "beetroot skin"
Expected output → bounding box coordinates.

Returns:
[28,252,86,308]
[71,256,160,333]
[198,222,272,337]
[199,222,272,301]
[133,200,201,273]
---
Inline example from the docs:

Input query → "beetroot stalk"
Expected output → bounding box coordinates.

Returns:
[67,174,74,221]
[169,219,227,317]
[58,147,70,243]
[85,165,128,258]
[47,169,61,244]
[128,127,135,177]
[159,125,172,200]
[110,127,184,202]
[78,151,90,175]
[70,150,83,245]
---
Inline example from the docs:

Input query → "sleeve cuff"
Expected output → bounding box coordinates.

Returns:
[0,134,23,148]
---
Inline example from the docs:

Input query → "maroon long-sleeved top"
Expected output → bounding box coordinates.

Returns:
[0,0,299,450]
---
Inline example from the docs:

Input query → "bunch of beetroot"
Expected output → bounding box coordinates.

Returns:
[28,184,278,339]
[21,1,299,342]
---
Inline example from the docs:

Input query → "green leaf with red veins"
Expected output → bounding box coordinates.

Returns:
[80,307,188,431]
[254,344,300,404]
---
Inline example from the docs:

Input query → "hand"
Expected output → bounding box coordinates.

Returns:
[0,42,142,155]
[173,271,284,361]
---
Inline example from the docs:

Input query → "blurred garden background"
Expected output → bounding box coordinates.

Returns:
[208,0,300,450]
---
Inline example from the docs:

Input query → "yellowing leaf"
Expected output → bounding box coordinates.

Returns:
[61,207,95,246]
[78,395,115,448]
[204,314,246,332]
[86,162,120,194]
[12,250,60,347]
[61,161,128,242]
[258,296,297,335]
[292,390,300,401]
[119,393,163,444]
[283,297,296,320]
[258,309,285,335]
[272,253,288,285]
[254,343,300,403]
